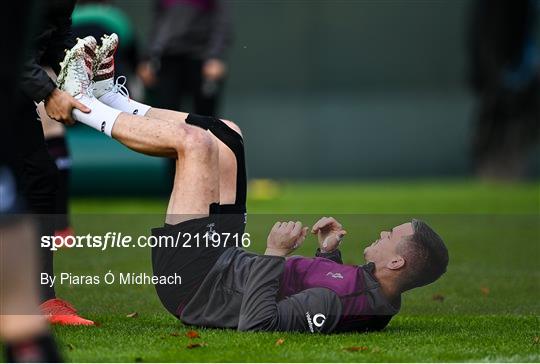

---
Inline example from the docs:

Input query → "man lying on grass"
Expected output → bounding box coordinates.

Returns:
[52,33,449,333]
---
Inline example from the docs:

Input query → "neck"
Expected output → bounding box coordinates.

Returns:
[373,267,401,304]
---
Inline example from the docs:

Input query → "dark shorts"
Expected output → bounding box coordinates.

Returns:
[151,203,246,318]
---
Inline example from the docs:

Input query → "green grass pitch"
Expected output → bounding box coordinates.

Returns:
[49,180,539,362]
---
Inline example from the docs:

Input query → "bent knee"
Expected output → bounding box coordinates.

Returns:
[179,126,218,159]
[222,119,243,137]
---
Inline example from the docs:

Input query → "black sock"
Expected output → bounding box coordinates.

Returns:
[5,333,62,363]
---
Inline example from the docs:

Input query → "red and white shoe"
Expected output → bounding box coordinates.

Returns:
[40,298,94,326]
[57,36,97,96]
[93,33,118,98]
[92,33,150,116]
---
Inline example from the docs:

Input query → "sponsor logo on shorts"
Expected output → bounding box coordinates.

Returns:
[133,109,138,115]
[100,121,106,133]
[305,312,326,333]
[313,313,326,328]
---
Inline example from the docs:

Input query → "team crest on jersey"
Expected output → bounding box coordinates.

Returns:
[326,272,344,279]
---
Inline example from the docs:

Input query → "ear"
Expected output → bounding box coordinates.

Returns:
[386,255,405,270]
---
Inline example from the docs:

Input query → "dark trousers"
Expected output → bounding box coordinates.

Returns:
[13,95,58,301]
[472,81,540,178]
[150,55,223,115]
[46,136,71,231]
[147,55,225,189]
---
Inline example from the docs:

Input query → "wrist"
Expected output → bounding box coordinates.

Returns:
[317,247,337,255]
[264,247,288,257]
[318,245,336,253]
[45,88,60,102]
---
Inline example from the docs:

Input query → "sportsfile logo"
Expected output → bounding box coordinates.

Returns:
[305,312,326,333]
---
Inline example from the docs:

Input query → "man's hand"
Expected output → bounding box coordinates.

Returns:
[265,221,308,257]
[311,217,347,253]
[202,59,226,81]
[44,88,90,125]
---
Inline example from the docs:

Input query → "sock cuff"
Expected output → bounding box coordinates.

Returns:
[98,90,151,117]
[128,99,151,117]
[101,108,122,136]
[73,95,122,137]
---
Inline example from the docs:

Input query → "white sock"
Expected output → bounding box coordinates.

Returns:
[96,79,151,116]
[72,94,122,137]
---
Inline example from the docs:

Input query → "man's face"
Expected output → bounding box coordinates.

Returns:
[363,222,414,267]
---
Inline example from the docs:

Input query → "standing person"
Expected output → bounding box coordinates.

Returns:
[137,0,233,186]
[468,0,540,180]
[2,2,62,362]
[16,0,94,325]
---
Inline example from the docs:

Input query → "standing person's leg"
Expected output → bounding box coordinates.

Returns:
[150,55,184,111]
[44,130,72,237]
[150,55,185,191]
[0,217,61,363]
[13,96,58,302]
[15,97,94,326]
[192,58,223,118]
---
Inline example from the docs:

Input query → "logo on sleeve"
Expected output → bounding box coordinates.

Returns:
[306,312,326,333]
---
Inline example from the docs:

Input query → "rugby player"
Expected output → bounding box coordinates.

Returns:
[55,34,449,333]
